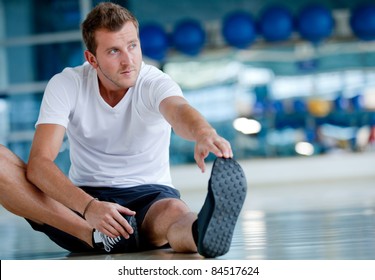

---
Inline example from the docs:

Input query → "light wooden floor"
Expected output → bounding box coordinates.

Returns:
[1,172,375,260]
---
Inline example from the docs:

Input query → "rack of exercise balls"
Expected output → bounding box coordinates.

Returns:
[140,3,375,156]
[140,3,375,60]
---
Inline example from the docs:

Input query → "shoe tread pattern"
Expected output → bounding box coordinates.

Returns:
[200,157,247,257]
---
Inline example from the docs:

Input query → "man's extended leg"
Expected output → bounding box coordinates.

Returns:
[141,157,247,257]
[0,145,93,248]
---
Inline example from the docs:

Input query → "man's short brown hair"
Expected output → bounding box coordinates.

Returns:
[81,2,139,55]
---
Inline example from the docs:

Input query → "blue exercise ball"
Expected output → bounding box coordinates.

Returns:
[296,5,334,43]
[350,4,375,41]
[172,19,205,55]
[222,11,256,49]
[334,95,349,111]
[259,6,293,42]
[140,23,168,61]
[350,94,363,111]
[271,100,284,114]
[293,98,307,113]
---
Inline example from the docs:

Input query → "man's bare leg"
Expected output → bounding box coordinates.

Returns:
[0,145,93,247]
[141,198,198,253]
[142,157,247,258]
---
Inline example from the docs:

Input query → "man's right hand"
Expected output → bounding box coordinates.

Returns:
[84,199,136,239]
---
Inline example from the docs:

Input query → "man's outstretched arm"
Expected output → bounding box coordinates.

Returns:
[159,96,233,172]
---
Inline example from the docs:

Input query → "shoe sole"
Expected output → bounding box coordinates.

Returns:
[197,157,247,258]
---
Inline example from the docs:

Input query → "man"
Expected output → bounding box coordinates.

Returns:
[0,2,247,258]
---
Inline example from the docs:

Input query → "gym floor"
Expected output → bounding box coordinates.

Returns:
[1,153,375,260]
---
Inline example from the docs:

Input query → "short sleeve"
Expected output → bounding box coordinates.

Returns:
[36,71,77,128]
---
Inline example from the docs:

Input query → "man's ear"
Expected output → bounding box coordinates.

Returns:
[84,50,98,69]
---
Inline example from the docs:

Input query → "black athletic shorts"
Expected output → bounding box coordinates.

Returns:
[26,184,181,253]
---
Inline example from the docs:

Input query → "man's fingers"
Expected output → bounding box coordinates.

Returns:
[115,205,136,237]
[103,223,126,239]
[117,205,136,216]
[213,138,232,158]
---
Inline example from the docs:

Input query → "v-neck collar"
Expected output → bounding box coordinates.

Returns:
[92,70,133,112]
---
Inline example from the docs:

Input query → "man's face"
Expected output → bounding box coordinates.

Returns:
[86,21,142,92]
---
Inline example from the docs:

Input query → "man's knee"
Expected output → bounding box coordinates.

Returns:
[0,145,26,185]
[0,144,13,164]
[142,198,190,233]
[0,145,8,177]
[0,144,6,158]
[158,198,190,218]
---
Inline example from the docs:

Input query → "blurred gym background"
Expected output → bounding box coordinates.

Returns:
[0,0,375,170]
[1,0,375,260]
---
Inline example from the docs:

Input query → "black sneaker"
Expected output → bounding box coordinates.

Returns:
[93,215,139,253]
[197,157,247,258]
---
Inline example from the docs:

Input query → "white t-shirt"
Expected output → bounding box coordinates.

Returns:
[36,62,184,188]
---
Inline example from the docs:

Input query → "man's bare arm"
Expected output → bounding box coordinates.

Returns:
[26,124,135,238]
[159,96,233,172]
